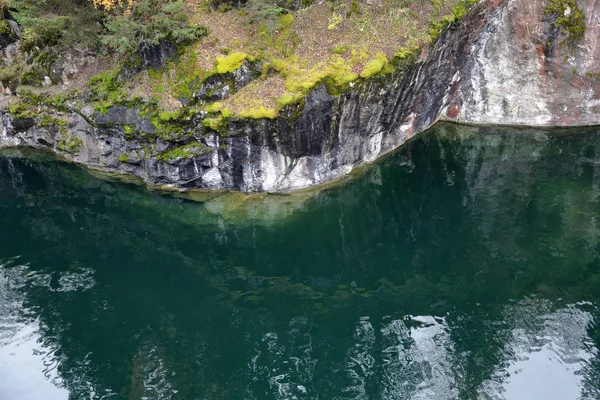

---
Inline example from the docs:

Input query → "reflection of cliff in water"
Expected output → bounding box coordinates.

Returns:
[2,124,600,398]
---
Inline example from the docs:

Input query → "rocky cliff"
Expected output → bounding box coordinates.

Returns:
[1,0,600,193]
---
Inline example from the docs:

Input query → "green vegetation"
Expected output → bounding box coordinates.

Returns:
[202,114,227,131]
[236,106,277,119]
[1,0,482,149]
[8,101,35,119]
[39,115,68,133]
[214,52,247,74]
[159,110,183,121]
[101,0,206,55]
[429,0,479,42]
[56,134,83,153]
[359,53,388,79]
[157,141,211,161]
[87,67,127,112]
[545,0,586,45]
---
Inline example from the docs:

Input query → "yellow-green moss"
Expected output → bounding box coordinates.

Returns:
[395,45,421,60]
[159,110,182,122]
[327,56,358,86]
[284,68,328,93]
[275,93,304,109]
[430,0,479,42]
[332,45,347,55]
[202,115,226,131]
[360,53,388,79]
[215,52,247,74]
[269,59,288,72]
[204,101,223,113]
[236,106,278,119]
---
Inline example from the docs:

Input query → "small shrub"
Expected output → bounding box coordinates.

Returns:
[20,16,68,52]
[346,0,361,17]
[101,0,207,55]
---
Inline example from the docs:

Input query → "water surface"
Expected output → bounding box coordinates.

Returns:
[2,123,600,399]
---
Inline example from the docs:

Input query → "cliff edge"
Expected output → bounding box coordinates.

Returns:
[1,0,599,192]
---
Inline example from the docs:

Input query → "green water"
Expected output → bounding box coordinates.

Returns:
[2,123,600,399]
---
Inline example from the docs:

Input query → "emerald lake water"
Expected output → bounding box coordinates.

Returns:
[2,123,600,399]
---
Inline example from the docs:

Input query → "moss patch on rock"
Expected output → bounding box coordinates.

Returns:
[545,0,586,45]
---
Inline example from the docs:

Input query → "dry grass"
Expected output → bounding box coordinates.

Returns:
[126,0,463,115]
[221,76,287,114]
[191,11,256,71]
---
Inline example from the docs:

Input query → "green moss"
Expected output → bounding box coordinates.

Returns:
[585,72,600,80]
[118,153,130,163]
[269,59,288,72]
[202,115,226,131]
[214,52,247,74]
[332,45,347,55]
[0,19,11,35]
[159,110,182,122]
[123,124,137,138]
[236,106,278,119]
[275,92,304,109]
[360,53,388,78]
[429,0,479,43]
[204,101,223,113]
[9,102,35,119]
[87,66,126,113]
[39,114,67,132]
[56,134,83,154]
[170,50,205,99]
[157,142,211,162]
[545,0,586,45]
